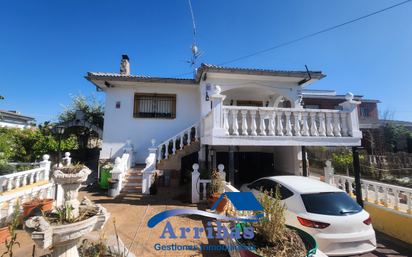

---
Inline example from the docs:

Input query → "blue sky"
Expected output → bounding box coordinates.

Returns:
[1,0,411,124]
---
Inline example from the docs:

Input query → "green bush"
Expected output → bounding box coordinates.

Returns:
[0,164,14,175]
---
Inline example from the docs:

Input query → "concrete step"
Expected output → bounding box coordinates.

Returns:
[157,141,200,170]
[123,180,142,187]
[121,186,142,193]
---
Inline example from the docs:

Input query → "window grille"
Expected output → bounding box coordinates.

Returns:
[305,104,320,109]
[133,93,176,119]
[334,105,343,110]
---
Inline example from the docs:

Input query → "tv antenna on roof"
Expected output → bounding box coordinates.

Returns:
[180,0,204,79]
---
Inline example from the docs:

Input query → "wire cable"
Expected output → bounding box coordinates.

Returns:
[215,0,411,67]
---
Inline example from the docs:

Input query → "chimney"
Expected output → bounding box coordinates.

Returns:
[120,55,130,75]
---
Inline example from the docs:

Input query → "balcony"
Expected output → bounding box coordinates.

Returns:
[201,91,362,147]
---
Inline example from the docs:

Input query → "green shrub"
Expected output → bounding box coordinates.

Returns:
[0,164,14,175]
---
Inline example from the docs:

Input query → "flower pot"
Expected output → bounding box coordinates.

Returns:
[0,226,11,244]
[21,199,54,217]
[235,222,318,257]
[207,193,227,211]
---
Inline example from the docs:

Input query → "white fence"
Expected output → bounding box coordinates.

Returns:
[325,162,412,215]
[0,155,51,193]
[0,182,57,221]
[191,164,225,204]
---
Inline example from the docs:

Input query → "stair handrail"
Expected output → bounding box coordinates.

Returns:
[155,121,200,149]
[155,122,200,163]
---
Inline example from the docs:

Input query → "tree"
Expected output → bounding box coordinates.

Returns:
[56,91,104,152]
[382,123,411,152]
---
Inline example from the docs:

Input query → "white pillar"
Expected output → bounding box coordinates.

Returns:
[192,164,200,204]
[40,154,51,181]
[142,139,157,195]
[339,92,362,138]
[324,161,334,185]
[211,85,227,137]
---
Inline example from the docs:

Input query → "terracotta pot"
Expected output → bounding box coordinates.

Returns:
[207,193,227,211]
[21,199,54,217]
[0,226,10,244]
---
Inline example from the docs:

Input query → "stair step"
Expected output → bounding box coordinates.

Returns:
[122,186,142,193]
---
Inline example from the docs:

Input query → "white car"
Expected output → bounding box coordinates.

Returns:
[240,176,376,256]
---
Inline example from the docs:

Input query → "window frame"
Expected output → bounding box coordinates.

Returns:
[133,93,177,119]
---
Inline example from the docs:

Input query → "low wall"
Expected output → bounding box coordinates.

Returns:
[364,202,412,245]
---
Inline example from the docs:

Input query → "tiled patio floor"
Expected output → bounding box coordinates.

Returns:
[0,184,229,257]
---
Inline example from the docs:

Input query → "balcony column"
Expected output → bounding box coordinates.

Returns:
[210,85,227,137]
[339,92,362,138]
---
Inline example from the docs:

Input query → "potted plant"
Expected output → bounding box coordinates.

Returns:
[207,169,227,211]
[21,191,54,217]
[235,187,317,257]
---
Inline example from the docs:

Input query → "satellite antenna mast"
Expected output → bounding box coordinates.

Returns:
[187,0,203,78]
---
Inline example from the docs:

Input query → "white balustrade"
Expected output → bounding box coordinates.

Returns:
[326,163,412,215]
[0,182,56,221]
[191,163,227,204]
[0,155,51,194]
[218,107,352,139]
[155,122,200,164]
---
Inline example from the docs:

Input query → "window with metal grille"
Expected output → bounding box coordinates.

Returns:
[305,104,320,109]
[360,107,369,117]
[133,93,176,119]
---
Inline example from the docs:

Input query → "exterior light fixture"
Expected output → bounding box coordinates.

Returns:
[209,148,216,170]
[205,92,210,101]
[230,100,233,106]
[209,148,215,157]
[301,100,305,107]
[266,101,269,107]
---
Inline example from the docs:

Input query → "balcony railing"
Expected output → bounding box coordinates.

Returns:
[201,90,362,146]
[222,107,350,137]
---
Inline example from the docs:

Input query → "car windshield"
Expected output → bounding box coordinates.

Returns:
[301,192,363,216]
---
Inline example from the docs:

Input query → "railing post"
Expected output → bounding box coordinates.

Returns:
[218,164,226,183]
[123,138,134,170]
[40,154,51,181]
[223,109,230,136]
[339,92,362,138]
[192,163,200,204]
[232,109,239,136]
[211,85,226,137]
[142,139,157,195]
[324,160,334,185]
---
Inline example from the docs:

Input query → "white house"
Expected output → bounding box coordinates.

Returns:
[85,55,362,193]
[0,109,35,129]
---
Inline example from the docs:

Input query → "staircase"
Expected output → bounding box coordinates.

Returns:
[122,164,145,193]
[156,141,200,170]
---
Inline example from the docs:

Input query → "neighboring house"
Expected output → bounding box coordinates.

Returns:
[0,109,35,129]
[302,90,412,154]
[85,56,363,191]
